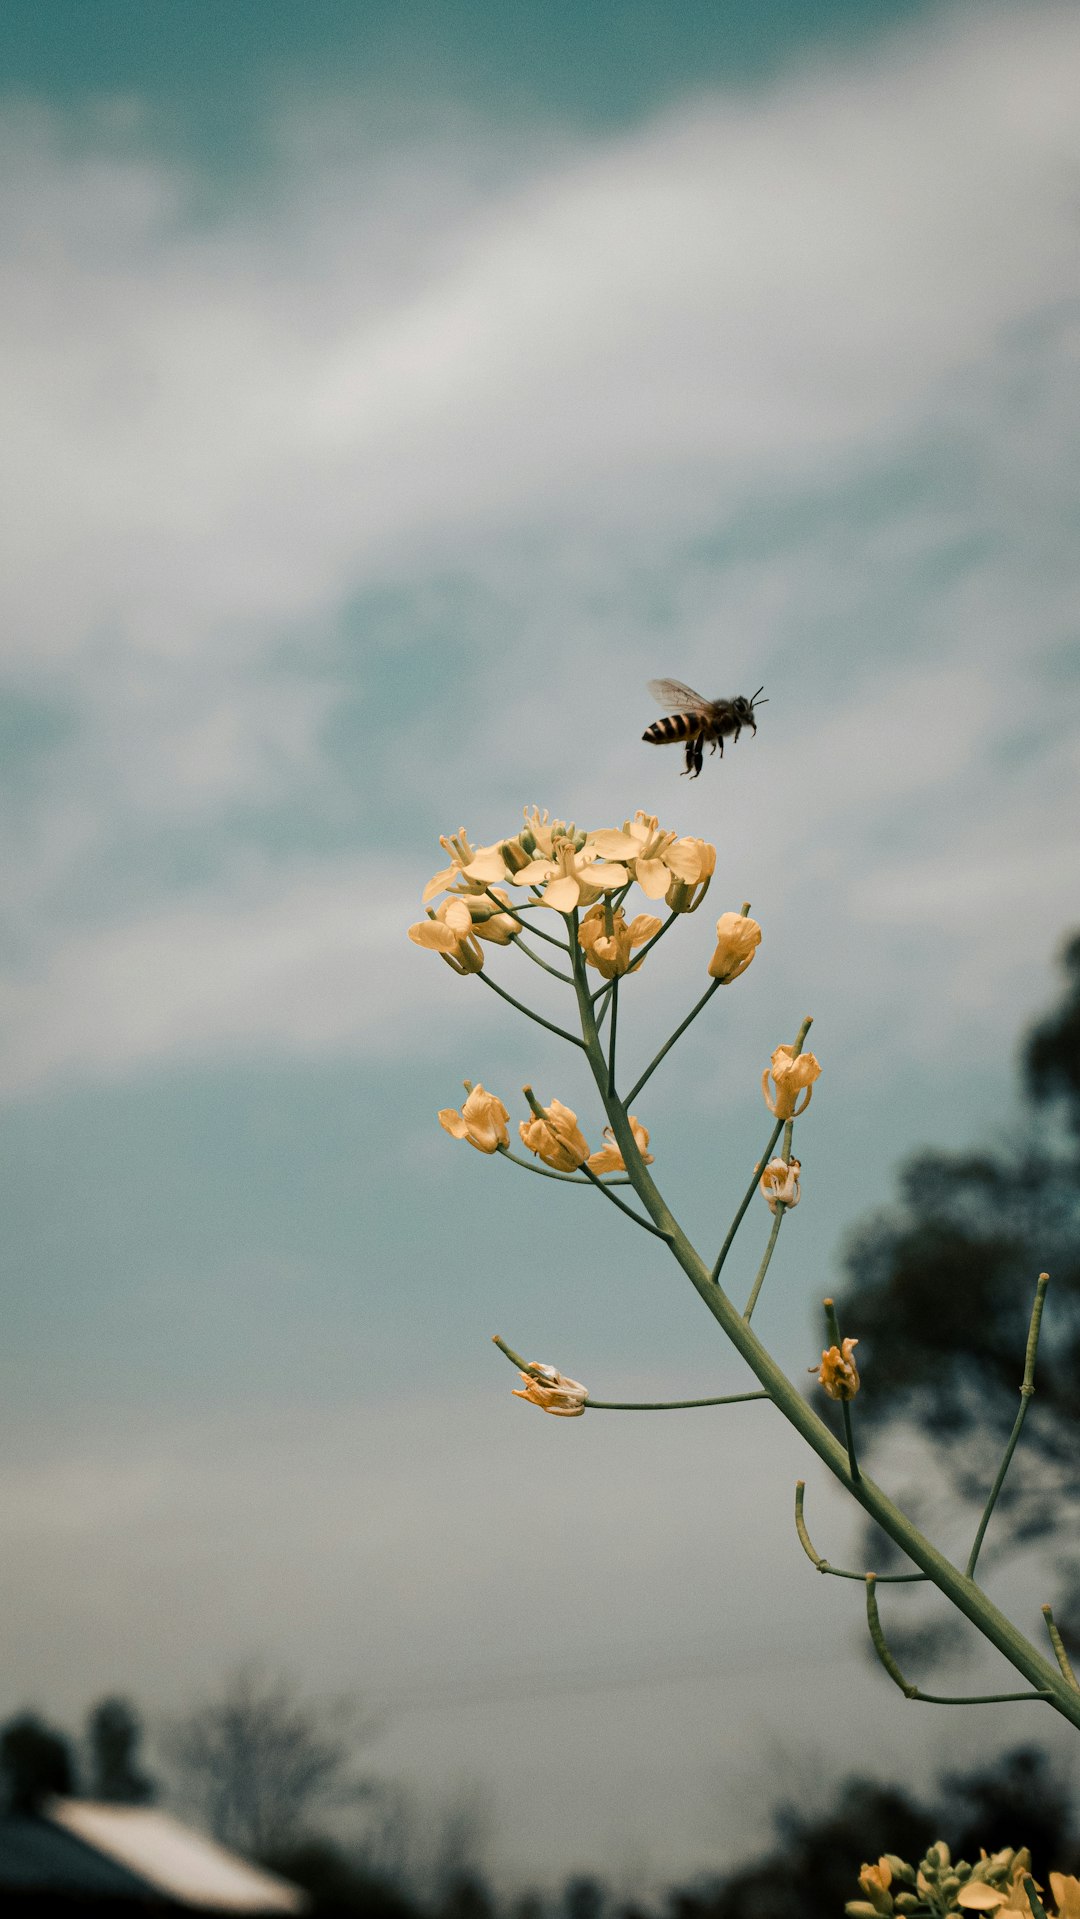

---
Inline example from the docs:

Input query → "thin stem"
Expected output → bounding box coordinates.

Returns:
[496,1145,632,1187]
[594,986,614,1035]
[475,970,585,1048]
[510,935,575,983]
[607,979,619,1096]
[743,1206,785,1321]
[564,940,1080,1730]
[966,1273,1049,1578]
[710,1118,785,1284]
[623,977,722,1108]
[824,1297,860,1483]
[1042,1606,1079,1689]
[588,1392,769,1410]
[865,1577,1051,1706]
[485,896,568,949]
[580,1163,672,1241]
[793,1483,927,1582]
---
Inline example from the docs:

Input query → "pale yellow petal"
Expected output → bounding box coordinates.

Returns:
[438,1108,469,1138]
[510,858,557,887]
[409,920,459,951]
[422,862,458,903]
[543,875,582,912]
[635,857,671,899]
[587,829,642,861]
[664,836,703,882]
[957,1888,1007,1910]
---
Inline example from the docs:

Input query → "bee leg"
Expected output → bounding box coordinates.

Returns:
[732,723,741,746]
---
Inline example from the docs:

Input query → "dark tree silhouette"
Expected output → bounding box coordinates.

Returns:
[0,1713,77,1813]
[835,931,1080,1630]
[85,1695,155,1804]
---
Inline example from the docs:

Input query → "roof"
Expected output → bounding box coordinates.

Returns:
[0,1813,156,1895]
[35,1801,306,1912]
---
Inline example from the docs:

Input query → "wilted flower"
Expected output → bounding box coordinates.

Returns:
[408,898,484,974]
[423,828,512,904]
[761,1042,821,1118]
[462,889,521,945]
[438,1084,510,1154]
[665,837,716,914]
[512,1363,588,1417]
[519,1094,590,1171]
[587,1115,653,1175]
[759,1156,801,1213]
[815,1337,860,1401]
[588,811,704,900]
[578,905,662,978]
[708,911,762,982]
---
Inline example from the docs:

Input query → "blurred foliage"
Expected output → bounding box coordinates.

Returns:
[0,1712,77,1813]
[835,932,1080,1638]
[84,1695,155,1805]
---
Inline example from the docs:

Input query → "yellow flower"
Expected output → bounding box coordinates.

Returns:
[759,1156,801,1213]
[1050,1875,1080,1919]
[815,1337,860,1401]
[519,1094,590,1171]
[578,905,662,978]
[437,1084,510,1154]
[761,1042,821,1118]
[512,837,629,912]
[665,838,716,914]
[588,811,704,900]
[708,910,762,982]
[422,828,512,904]
[957,1889,1007,1911]
[408,898,484,974]
[586,1115,653,1175]
[858,1859,894,1914]
[512,1362,588,1417]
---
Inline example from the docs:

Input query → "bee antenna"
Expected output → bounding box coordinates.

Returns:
[750,686,767,706]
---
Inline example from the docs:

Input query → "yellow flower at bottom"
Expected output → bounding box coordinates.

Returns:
[438,1084,510,1154]
[708,911,762,982]
[512,1363,588,1416]
[519,1096,590,1171]
[1050,1875,1080,1919]
[815,1337,860,1401]
[762,1042,821,1118]
[587,1116,653,1175]
[578,905,662,978]
[858,1860,893,1915]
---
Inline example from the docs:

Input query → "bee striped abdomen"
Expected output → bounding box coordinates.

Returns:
[643,712,703,744]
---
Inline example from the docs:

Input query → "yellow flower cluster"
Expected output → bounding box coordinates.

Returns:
[408,808,718,973]
[436,1082,654,1179]
[849,1840,1080,1917]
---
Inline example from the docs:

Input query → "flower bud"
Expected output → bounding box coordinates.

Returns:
[578,906,662,979]
[708,911,761,983]
[665,838,716,914]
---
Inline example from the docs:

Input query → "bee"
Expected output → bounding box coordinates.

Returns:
[643,679,767,778]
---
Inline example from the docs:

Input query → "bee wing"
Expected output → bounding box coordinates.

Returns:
[646,678,712,714]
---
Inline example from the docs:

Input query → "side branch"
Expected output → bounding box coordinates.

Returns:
[794,1482,926,1583]
[491,1338,768,1411]
[965,1272,1049,1579]
[865,1576,1051,1706]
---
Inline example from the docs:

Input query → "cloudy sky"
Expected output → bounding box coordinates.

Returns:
[3,0,1080,1888]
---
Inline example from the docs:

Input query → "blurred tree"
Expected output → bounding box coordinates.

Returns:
[0,1712,77,1813]
[835,931,1080,1633]
[85,1695,155,1804]
[264,1837,423,1919]
[164,1663,372,1861]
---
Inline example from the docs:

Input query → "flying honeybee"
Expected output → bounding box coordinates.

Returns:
[643,679,767,778]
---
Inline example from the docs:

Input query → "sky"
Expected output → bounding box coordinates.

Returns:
[3,0,1080,1890]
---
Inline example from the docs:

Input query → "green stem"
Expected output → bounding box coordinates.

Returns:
[580,1163,672,1241]
[864,1577,1051,1706]
[608,979,619,1096]
[965,1273,1049,1579]
[564,958,1080,1732]
[1024,1879,1050,1919]
[475,970,585,1048]
[794,1482,927,1582]
[710,1117,786,1283]
[509,935,575,983]
[623,977,722,1108]
[1042,1605,1080,1689]
[628,907,679,970]
[496,1145,632,1187]
[743,1206,785,1321]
